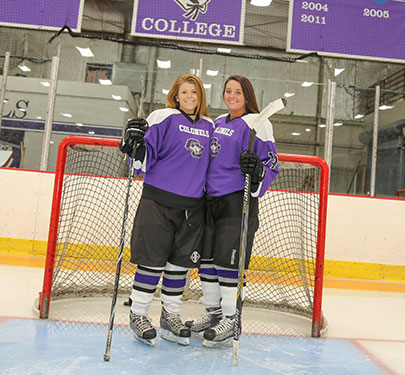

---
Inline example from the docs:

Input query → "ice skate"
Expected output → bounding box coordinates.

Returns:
[202,315,235,348]
[160,307,191,346]
[129,312,157,347]
[185,306,222,338]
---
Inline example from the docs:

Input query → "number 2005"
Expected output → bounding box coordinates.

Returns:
[363,8,390,18]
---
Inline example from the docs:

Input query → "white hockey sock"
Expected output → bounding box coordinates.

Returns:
[198,258,221,308]
[130,289,155,316]
[200,281,221,309]
[216,265,246,317]
[219,285,238,317]
[130,265,164,315]
[161,262,188,314]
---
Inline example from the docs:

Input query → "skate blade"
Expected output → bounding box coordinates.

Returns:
[190,331,204,340]
[134,334,156,347]
[202,338,232,348]
[160,329,190,346]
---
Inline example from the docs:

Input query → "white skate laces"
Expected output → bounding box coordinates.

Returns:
[129,312,157,347]
[160,307,191,346]
[202,315,235,348]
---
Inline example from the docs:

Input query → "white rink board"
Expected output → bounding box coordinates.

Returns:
[1,168,405,266]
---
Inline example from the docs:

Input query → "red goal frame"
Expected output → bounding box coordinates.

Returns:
[38,135,329,338]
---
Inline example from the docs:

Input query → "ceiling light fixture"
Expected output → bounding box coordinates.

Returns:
[284,92,295,98]
[334,68,345,77]
[75,46,94,57]
[379,105,393,110]
[206,70,219,76]
[18,64,31,72]
[251,0,272,6]
[157,59,171,69]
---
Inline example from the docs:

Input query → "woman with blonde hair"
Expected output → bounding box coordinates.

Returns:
[119,74,213,347]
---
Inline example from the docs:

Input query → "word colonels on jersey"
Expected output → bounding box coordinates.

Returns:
[179,124,209,138]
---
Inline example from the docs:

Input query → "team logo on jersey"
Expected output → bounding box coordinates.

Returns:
[210,137,221,157]
[173,0,211,21]
[263,152,279,170]
[190,251,201,263]
[185,138,205,158]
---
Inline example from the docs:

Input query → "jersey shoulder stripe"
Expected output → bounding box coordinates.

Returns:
[214,113,227,122]
[147,108,179,127]
[201,115,215,127]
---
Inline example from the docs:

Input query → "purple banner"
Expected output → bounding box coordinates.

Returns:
[287,0,405,63]
[131,0,245,44]
[0,0,84,32]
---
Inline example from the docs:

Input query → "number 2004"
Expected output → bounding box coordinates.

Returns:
[301,1,329,12]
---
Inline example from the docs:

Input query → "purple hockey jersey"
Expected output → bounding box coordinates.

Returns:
[135,108,214,198]
[206,113,279,198]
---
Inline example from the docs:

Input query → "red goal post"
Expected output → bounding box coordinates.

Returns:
[38,136,329,338]
[396,189,405,199]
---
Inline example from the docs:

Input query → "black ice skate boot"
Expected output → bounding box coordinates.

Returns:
[129,311,157,347]
[160,306,191,346]
[202,315,235,348]
[185,306,222,338]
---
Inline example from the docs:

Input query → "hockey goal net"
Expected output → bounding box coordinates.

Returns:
[39,136,329,337]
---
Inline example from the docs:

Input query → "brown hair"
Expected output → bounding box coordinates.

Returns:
[167,74,209,118]
[223,75,260,114]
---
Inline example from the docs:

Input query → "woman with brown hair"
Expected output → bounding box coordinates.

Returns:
[186,75,280,348]
[120,74,213,347]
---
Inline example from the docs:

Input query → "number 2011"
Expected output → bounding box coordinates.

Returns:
[301,14,326,24]
[363,8,389,18]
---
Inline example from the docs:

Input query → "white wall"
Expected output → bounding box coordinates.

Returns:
[0,169,54,243]
[0,167,404,267]
[325,194,405,265]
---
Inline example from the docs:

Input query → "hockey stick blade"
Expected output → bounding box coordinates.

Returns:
[251,97,287,132]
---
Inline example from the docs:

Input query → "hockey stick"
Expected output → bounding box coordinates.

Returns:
[104,152,136,362]
[104,77,146,361]
[232,97,287,366]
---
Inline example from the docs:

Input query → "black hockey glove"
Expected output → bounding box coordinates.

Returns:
[240,150,265,184]
[119,118,149,156]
